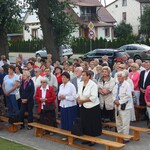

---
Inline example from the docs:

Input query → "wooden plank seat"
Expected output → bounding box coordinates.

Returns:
[102,130,133,143]
[134,106,146,121]
[29,122,125,150]
[0,116,23,133]
[102,122,150,141]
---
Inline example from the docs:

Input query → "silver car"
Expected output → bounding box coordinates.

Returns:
[35,45,73,59]
[118,44,150,61]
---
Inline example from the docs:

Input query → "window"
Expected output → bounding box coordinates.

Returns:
[122,12,126,22]
[31,28,38,38]
[105,28,110,37]
[126,46,137,50]
[122,0,127,6]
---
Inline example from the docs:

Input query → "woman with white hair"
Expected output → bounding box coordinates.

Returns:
[34,77,57,129]
[19,71,35,130]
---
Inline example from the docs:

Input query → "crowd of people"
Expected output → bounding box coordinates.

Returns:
[0,53,150,145]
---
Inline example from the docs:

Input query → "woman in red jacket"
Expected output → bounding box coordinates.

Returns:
[34,77,57,128]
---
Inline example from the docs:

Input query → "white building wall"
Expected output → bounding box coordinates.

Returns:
[23,24,43,41]
[106,0,141,35]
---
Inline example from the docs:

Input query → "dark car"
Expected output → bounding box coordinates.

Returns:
[80,49,129,69]
[118,44,150,61]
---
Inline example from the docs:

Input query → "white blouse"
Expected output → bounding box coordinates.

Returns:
[58,81,77,108]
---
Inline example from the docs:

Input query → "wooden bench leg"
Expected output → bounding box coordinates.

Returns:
[35,127,42,137]
[68,136,74,145]
[106,146,114,150]
[116,137,123,143]
[133,131,140,141]
[8,124,18,133]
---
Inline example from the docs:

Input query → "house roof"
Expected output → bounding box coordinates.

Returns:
[136,0,150,3]
[97,7,116,23]
[105,0,118,7]
[70,0,102,7]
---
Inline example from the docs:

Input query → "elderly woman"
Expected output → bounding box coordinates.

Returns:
[2,65,20,117]
[129,63,140,106]
[78,70,101,146]
[19,71,35,129]
[98,66,115,122]
[58,72,78,134]
[34,77,57,127]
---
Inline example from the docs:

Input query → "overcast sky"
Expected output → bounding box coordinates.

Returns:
[101,0,115,5]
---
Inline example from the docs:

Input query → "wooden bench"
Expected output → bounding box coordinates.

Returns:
[102,130,133,143]
[0,116,23,133]
[29,122,125,150]
[103,122,150,141]
[134,106,146,121]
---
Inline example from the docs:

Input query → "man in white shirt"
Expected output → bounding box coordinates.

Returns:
[44,67,58,92]
[113,71,132,142]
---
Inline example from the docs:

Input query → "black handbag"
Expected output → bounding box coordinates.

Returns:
[43,103,54,113]
[121,103,127,110]
[71,118,83,136]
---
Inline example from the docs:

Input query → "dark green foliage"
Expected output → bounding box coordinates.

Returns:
[140,5,150,37]
[114,22,133,38]
[9,36,150,54]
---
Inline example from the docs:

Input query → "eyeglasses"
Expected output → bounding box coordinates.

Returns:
[34,71,38,73]
[41,81,47,83]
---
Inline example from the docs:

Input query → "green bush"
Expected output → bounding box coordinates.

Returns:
[9,37,150,54]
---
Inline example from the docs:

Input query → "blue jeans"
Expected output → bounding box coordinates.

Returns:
[6,95,19,117]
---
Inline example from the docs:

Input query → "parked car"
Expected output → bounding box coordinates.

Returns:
[35,45,73,60]
[80,49,129,69]
[118,44,150,61]
[35,48,47,58]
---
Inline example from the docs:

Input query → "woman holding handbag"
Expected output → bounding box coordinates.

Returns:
[34,77,57,129]
[77,70,102,146]
[19,71,35,130]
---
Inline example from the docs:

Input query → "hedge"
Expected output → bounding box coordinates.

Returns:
[9,37,150,54]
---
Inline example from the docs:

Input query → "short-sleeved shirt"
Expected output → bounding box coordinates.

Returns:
[3,74,19,95]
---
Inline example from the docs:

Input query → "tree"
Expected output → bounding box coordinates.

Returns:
[0,0,21,57]
[140,5,150,37]
[114,22,133,38]
[27,0,78,61]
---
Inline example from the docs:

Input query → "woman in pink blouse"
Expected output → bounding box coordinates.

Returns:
[129,63,140,106]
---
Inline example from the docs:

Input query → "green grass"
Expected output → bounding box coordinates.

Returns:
[0,138,35,150]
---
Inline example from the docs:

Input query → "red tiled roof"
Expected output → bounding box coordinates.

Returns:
[97,7,116,23]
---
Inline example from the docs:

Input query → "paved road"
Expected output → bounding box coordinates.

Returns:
[0,121,150,150]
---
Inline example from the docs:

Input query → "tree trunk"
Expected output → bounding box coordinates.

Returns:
[0,32,9,59]
[37,0,58,62]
